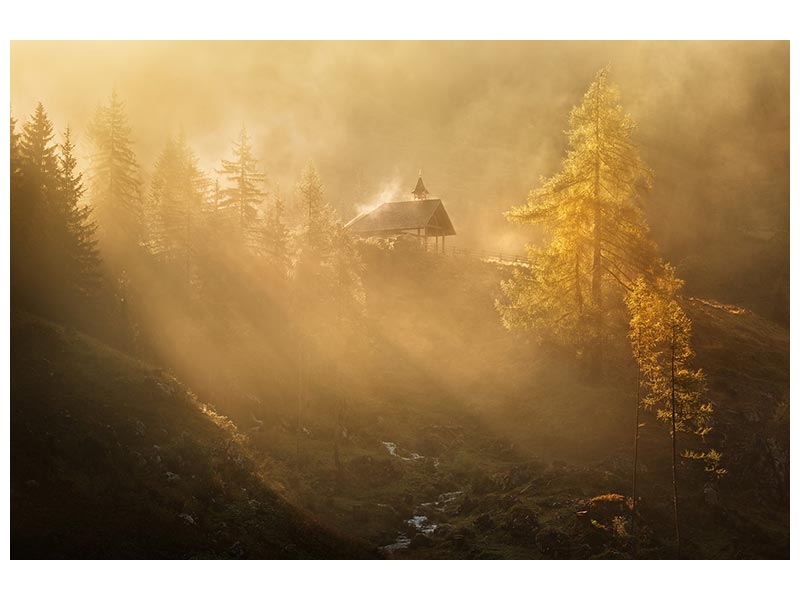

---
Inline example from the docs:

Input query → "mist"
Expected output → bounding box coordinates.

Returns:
[11,41,788,259]
[10,41,789,561]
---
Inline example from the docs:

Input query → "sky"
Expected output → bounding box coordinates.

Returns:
[10,40,789,260]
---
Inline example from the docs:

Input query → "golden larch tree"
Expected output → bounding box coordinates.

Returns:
[499,68,659,375]
[626,266,712,556]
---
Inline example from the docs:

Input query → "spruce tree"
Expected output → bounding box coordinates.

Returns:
[13,105,101,316]
[261,189,291,275]
[148,132,209,284]
[10,112,25,246]
[218,124,267,247]
[13,103,60,308]
[297,162,337,256]
[57,126,101,298]
[10,113,23,183]
[498,68,659,375]
[88,90,143,249]
[19,102,59,189]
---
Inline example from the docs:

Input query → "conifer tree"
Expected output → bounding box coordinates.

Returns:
[148,137,179,257]
[12,105,101,316]
[297,162,338,256]
[292,163,364,469]
[261,189,291,275]
[625,273,663,547]
[204,178,233,235]
[626,267,711,556]
[499,68,659,375]
[10,113,24,254]
[13,103,60,306]
[10,111,26,232]
[148,132,209,284]
[10,113,23,183]
[88,90,143,249]
[56,126,101,297]
[19,101,59,189]
[292,163,330,462]
[218,124,267,246]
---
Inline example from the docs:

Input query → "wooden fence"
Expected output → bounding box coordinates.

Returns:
[444,246,531,266]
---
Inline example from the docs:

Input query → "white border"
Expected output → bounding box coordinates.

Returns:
[1,1,796,598]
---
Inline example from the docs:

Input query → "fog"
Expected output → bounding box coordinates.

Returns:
[11,41,788,257]
[9,41,790,560]
[10,40,789,418]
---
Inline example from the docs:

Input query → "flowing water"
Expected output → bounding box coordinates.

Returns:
[381,490,464,554]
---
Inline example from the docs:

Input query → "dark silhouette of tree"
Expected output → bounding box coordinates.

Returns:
[11,104,101,320]
[19,102,59,187]
[10,113,23,183]
[56,126,101,299]
[13,103,59,309]
[10,112,26,285]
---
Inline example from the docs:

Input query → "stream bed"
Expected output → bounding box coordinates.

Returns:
[381,490,464,554]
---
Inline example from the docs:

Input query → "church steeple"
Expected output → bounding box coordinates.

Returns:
[412,170,428,200]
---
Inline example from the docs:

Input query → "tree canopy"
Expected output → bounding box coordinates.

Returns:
[218,124,267,247]
[88,90,143,252]
[498,68,661,373]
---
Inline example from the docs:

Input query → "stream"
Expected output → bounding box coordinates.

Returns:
[381,441,424,461]
[381,490,464,553]
[379,440,461,554]
[381,440,440,467]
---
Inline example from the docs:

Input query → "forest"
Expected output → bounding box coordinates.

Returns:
[9,41,789,560]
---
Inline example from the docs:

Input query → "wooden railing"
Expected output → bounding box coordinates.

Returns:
[444,246,531,266]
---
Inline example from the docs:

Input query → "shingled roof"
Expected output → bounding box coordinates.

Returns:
[345,198,456,237]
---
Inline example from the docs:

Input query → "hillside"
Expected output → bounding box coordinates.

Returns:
[221,248,790,559]
[10,311,374,559]
[9,246,789,560]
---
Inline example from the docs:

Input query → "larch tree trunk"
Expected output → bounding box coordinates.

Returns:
[632,361,641,554]
[296,337,304,464]
[590,84,604,378]
[670,322,681,557]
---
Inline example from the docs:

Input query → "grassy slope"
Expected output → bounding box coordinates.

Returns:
[10,311,374,559]
[243,247,789,559]
[11,247,789,560]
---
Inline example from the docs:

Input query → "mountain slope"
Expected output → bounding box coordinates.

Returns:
[10,311,374,559]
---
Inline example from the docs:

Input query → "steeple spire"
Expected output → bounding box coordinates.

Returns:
[412,171,428,200]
